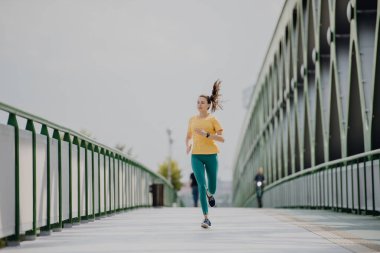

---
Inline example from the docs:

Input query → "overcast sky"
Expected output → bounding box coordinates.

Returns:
[0,0,284,181]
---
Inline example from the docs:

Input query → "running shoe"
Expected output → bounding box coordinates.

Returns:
[207,195,216,207]
[201,218,211,228]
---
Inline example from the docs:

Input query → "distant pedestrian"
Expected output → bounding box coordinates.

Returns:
[254,167,265,208]
[186,80,225,229]
[190,172,199,207]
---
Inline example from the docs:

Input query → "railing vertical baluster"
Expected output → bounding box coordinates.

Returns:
[52,129,62,232]
[371,158,375,214]
[7,113,20,246]
[72,137,80,223]
[104,149,107,216]
[90,143,95,220]
[25,120,37,239]
[94,145,101,219]
[357,161,361,214]
[63,133,72,228]
[112,154,115,210]
[40,125,51,235]
[364,158,368,214]
[82,140,88,222]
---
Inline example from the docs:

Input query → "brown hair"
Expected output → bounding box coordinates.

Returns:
[200,80,223,113]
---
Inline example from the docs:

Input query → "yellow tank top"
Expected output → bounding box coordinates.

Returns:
[187,115,223,154]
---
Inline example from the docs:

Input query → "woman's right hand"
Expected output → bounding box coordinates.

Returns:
[186,144,192,154]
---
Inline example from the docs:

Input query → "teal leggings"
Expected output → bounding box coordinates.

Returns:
[191,154,218,215]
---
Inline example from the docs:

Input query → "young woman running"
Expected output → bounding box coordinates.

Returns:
[186,80,224,229]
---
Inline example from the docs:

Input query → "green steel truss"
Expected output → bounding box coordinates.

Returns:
[233,0,380,214]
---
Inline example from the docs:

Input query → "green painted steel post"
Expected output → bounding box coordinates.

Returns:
[40,125,51,234]
[140,170,142,207]
[101,148,104,216]
[124,159,127,210]
[63,133,73,227]
[345,163,348,210]
[121,159,124,210]
[25,120,37,239]
[114,154,117,211]
[104,150,107,216]
[330,166,334,209]
[318,169,322,209]
[73,137,80,223]
[139,167,141,207]
[123,159,125,210]
[363,158,368,214]
[82,140,88,221]
[116,155,119,211]
[117,157,120,211]
[113,154,116,212]
[123,158,128,210]
[132,165,134,208]
[139,168,141,207]
[125,160,130,210]
[351,163,355,212]
[340,164,343,210]
[335,166,338,210]
[94,146,100,218]
[120,158,122,210]
[52,130,62,230]
[89,144,95,220]
[109,153,112,214]
[107,152,110,214]
[7,114,20,245]
[123,159,125,209]
[111,153,114,213]
[118,156,121,211]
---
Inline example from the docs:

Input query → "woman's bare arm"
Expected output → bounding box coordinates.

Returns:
[194,129,225,143]
[186,133,192,154]
[210,130,224,143]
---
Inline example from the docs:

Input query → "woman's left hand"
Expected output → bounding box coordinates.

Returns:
[194,128,207,137]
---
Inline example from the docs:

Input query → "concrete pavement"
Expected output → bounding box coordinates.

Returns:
[1,207,379,253]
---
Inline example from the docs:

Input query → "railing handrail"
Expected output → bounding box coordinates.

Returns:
[263,148,380,192]
[0,101,173,188]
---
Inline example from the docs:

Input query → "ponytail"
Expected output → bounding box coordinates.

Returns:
[210,79,222,112]
[199,79,223,113]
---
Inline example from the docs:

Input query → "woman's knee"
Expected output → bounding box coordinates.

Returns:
[207,173,217,194]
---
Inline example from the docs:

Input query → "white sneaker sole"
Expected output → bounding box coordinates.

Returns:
[201,223,210,228]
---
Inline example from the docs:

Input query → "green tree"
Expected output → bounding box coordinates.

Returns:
[158,159,183,191]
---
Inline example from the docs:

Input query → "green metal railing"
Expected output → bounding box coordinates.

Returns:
[0,101,176,245]
[238,149,380,215]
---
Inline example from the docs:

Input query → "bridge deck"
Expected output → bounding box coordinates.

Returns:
[2,208,380,253]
